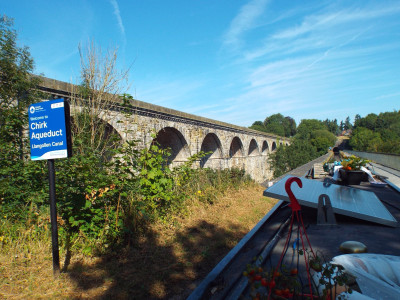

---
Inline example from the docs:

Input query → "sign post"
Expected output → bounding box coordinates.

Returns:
[28,99,72,276]
[47,158,60,274]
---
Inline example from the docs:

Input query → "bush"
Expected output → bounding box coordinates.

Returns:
[269,140,318,178]
[349,127,383,152]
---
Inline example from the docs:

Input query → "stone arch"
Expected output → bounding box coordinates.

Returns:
[271,141,277,152]
[248,139,259,156]
[103,117,129,142]
[200,133,223,168]
[261,141,269,154]
[229,136,244,158]
[152,127,190,164]
[71,104,127,142]
[70,114,122,159]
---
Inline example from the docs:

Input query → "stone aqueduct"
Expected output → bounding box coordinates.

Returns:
[37,77,290,182]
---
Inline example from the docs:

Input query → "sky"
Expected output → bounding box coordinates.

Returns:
[2,0,400,127]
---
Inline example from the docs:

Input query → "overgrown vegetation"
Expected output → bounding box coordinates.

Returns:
[0,15,257,267]
[350,111,400,154]
[0,15,44,209]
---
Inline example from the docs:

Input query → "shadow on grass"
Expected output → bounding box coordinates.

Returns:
[65,220,246,299]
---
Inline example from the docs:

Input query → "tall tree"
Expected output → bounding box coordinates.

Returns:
[0,15,45,205]
[354,114,361,128]
[357,113,377,130]
[70,41,130,156]
[0,15,41,156]
[323,118,340,135]
[285,116,297,136]
[344,116,352,130]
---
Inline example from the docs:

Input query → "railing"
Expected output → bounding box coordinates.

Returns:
[344,150,400,171]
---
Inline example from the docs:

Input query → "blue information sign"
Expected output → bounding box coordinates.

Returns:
[29,99,70,160]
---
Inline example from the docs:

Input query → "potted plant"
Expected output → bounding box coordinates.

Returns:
[243,252,352,299]
[339,155,370,185]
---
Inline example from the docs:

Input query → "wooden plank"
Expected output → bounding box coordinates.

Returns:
[313,163,328,179]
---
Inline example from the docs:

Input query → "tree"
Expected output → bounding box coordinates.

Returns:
[285,116,297,136]
[354,114,361,128]
[0,15,45,205]
[295,119,326,140]
[344,116,352,130]
[262,113,296,137]
[349,127,382,152]
[350,110,400,154]
[323,119,340,135]
[249,121,267,132]
[310,129,336,154]
[269,139,317,177]
[51,41,135,253]
[265,121,285,136]
[70,41,130,156]
[378,128,400,154]
[0,15,41,158]
[264,113,286,136]
[357,113,377,130]
[339,120,344,132]
[252,121,263,127]
[0,21,135,254]
[267,117,336,178]
[376,111,400,132]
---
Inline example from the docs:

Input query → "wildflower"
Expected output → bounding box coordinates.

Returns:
[197,190,202,195]
[0,236,4,242]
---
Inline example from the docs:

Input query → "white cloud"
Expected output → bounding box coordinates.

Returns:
[109,0,126,45]
[272,4,400,40]
[222,0,270,50]
[234,2,400,64]
[375,92,400,100]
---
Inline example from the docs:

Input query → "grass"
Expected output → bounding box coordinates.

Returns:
[0,183,278,299]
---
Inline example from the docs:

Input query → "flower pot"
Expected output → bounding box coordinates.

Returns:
[339,169,365,185]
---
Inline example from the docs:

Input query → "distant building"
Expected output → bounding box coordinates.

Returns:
[341,129,352,136]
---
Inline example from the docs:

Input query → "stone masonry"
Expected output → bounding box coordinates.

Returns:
[37,77,290,182]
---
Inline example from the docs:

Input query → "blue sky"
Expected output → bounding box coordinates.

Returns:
[3,0,400,127]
